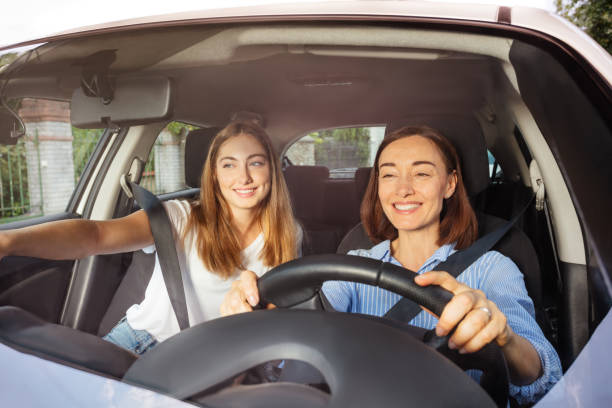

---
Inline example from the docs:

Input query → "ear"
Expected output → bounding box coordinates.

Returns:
[444,170,457,199]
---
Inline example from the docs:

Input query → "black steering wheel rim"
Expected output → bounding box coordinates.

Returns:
[124,309,499,408]
[257,254,454,314]
[124,254,508,408]
[256,254,509,407]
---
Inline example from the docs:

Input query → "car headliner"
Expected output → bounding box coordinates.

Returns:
[2,1,610,85]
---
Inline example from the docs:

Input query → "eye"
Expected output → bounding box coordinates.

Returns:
[416,172,431,177]
[221,162,234,169]
[250,160,266,167]
[380,173,395,179]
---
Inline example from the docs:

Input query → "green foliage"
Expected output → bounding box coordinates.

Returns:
[72,127,103,182]
[556,0,612,53]
[166,121,198,136]
[310,127,371,168]
[0,52,18,69]
[0,140,29,217]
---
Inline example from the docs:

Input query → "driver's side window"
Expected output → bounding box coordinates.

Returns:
[141,122,199,195]
[0,98,102,224]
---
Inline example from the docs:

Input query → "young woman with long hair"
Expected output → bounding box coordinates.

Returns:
[223,125,561,405]
[0,120,300,354]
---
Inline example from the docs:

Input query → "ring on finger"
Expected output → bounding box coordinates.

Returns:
[477,306,492,321]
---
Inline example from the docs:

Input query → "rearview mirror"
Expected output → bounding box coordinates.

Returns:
[71,76,173,129]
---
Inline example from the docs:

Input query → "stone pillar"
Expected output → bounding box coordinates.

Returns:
[369,127,385,165]
[286,135,315,165]
[153,129,185,194]
[18,99,74,215]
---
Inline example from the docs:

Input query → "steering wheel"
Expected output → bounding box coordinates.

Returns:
[124,254,508,408]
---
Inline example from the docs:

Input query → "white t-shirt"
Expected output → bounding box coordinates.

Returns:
[126,200,272,342]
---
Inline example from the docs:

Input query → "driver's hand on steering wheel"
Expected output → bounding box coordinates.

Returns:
[220,270,275,316]
[415,271,515,354]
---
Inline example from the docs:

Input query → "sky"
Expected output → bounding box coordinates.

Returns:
[2,0,556,49]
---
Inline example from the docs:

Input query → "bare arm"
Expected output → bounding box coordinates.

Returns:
[0,210,154,261]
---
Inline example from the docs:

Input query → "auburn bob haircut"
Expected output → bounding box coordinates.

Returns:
[361,125,478,250]
[184,120,298,278]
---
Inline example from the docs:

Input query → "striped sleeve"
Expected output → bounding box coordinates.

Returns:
[478,252,562,404]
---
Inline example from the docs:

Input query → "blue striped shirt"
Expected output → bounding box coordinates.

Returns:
[322,240,562,404]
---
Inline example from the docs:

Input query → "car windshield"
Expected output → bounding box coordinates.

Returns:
[0,10,610,408]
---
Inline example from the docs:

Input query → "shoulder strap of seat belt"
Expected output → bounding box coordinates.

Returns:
[129,181,190,331]
[384,191,536,324]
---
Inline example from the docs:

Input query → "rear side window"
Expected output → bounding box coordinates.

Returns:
[140,121,199,195]
[0,98,102,223]
[284,126,385,178]
[487,150,504,180]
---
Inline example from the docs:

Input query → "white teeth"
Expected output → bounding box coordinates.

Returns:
[236,188,255,193]
[394,203,419,211]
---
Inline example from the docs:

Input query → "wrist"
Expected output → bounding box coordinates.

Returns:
[497,324,515,348]
[0,232,13,257]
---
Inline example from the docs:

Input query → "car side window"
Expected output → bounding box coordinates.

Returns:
[284,126,385,178]
[0,98,102,223]
[487,150,504,181]
[141,122,199,195]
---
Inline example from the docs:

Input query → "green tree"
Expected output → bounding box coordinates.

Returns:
[72,127,103,181]
[0,140,29,218]
[556,0,612,54]
[0,52,18,68]
[310,127,370,168]
[166,121,198,136]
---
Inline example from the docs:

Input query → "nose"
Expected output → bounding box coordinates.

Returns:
[239,163,253,185]
[395,174,414,197]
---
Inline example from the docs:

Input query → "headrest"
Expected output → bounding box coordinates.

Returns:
[284,165,330,182]
[184,127,221,188]
[283,165,330,223]
[385,115,489,197]
[354,167,372,201]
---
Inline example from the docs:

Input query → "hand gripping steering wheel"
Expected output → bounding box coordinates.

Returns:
[124,254,509,408]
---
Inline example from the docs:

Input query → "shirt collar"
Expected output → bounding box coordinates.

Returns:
[378,240,458,273]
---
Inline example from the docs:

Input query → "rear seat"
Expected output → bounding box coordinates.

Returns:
[98,127,219,336]
[283,165,345,255]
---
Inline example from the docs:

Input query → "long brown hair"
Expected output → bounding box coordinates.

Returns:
[184,121,298,278]
[361,125,477,250]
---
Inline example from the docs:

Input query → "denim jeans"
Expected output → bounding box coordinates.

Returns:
[103,316,158,355]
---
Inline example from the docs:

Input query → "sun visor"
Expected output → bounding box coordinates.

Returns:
[71,76,172,129]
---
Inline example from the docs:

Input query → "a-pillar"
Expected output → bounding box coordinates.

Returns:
[18,99,75,215]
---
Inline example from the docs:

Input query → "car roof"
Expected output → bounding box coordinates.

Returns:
[2,1,609,95]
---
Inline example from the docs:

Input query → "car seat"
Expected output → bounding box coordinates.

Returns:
[97,127,220,336]
[336,115,545,317]
[283,165,345,255]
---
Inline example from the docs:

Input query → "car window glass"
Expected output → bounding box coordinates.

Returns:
[141,122,199,194]
[284,126,385,178]
[0,98,102,224]
[487,150,503,180]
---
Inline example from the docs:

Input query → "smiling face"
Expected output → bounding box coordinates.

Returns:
[215,133,271,216]
[377,135,457,237]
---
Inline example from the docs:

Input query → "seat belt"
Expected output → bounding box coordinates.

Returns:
[384,192,536,323]
[128,181,190,331]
